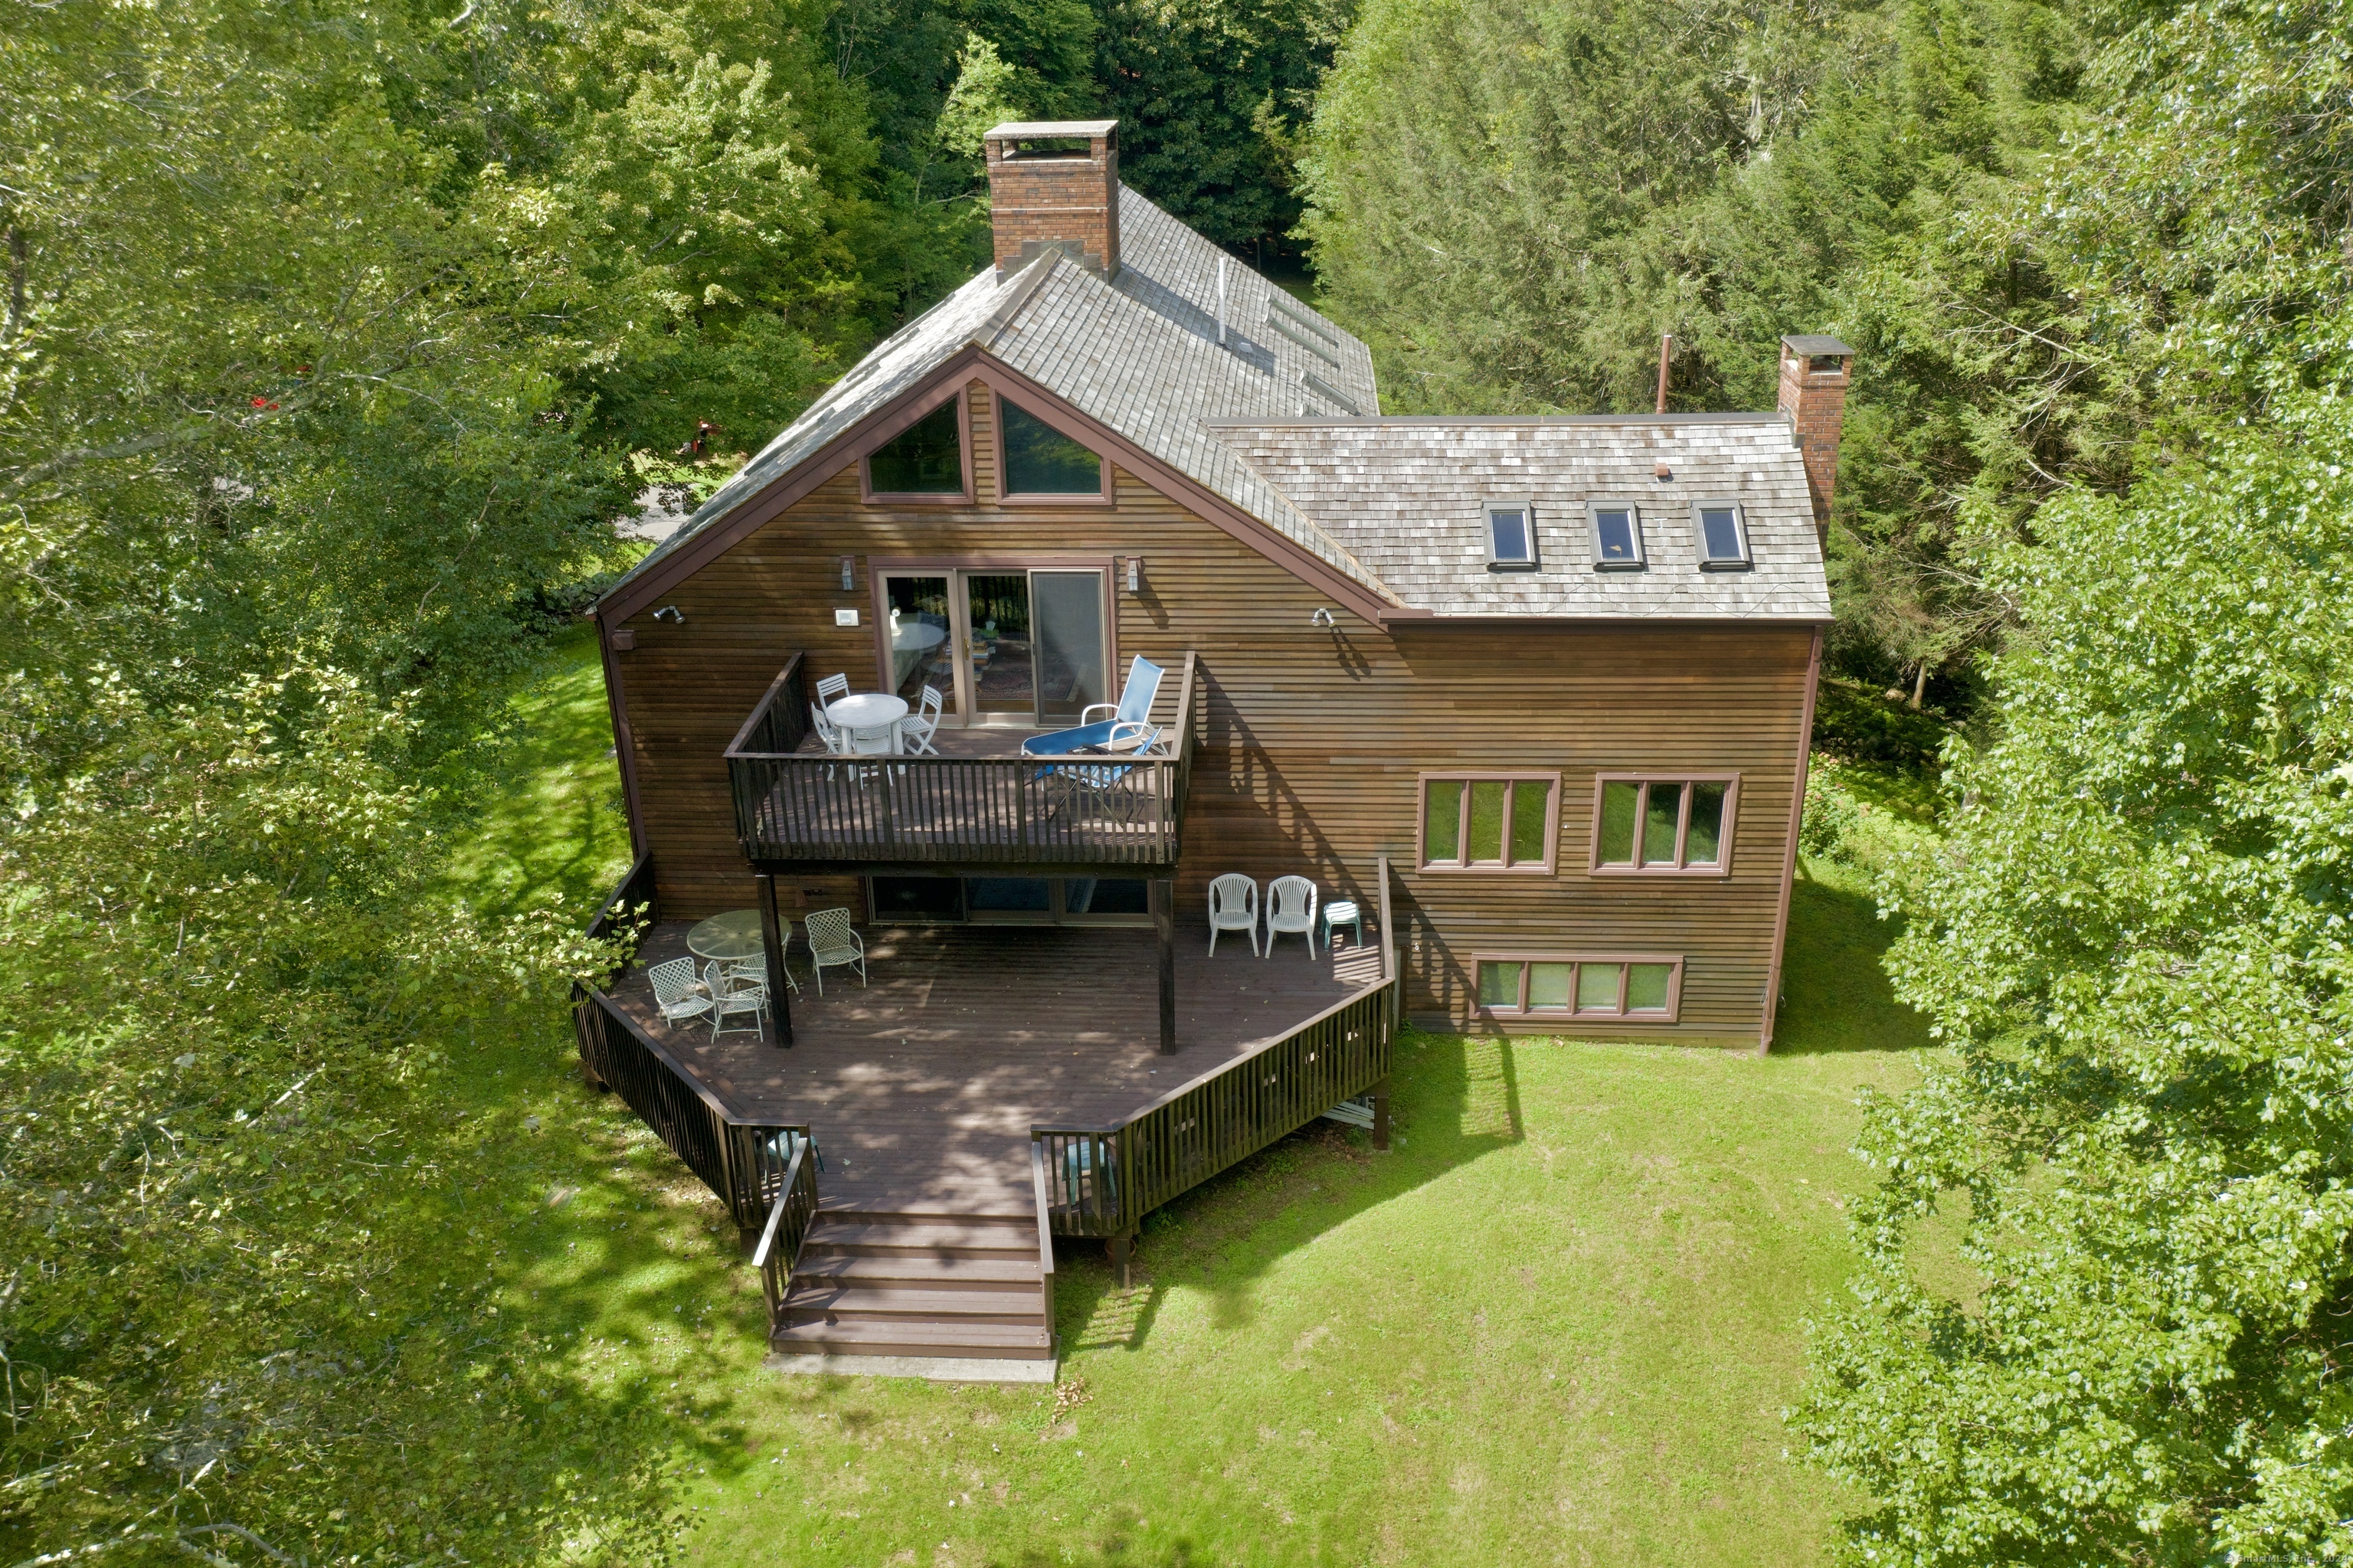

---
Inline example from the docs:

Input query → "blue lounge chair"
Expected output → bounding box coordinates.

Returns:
[1019,655,1164,758]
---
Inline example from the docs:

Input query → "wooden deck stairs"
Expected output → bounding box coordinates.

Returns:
[767,1207,1057,1382]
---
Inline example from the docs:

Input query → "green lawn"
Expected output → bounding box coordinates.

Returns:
[452,633,1933,1565]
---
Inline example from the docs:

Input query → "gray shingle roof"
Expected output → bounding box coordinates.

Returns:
[602,188,1831,624]
[1206,417,1834,620]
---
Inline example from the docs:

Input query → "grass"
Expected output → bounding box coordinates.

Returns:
[446,632,1938,1565]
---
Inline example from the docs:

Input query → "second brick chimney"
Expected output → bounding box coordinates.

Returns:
[983,119,1121,280]
[1777,334,1855,538]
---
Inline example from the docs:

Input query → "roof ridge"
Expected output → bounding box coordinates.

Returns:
[977,250,1060,347]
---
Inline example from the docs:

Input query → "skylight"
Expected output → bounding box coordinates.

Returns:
[1591,504,1644,570]
[1486,502,1537,570]
[1695,502,1751,569]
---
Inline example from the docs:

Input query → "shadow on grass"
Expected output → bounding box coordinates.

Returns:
[1052,1027,1523,1347]
[1772,858,1937,1056]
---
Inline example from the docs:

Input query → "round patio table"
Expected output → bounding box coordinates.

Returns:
[826,692,908,730]
[686,908,768,963]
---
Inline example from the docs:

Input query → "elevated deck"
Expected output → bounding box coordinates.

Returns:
[601,921,1383,1212]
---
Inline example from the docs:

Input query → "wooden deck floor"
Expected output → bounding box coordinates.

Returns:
[603,922,1385,1213]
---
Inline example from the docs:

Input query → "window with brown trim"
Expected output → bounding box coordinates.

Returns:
[865,398,967,498]
[1475,954,1684,1020]
[997,393,1108,498]
[1590,774,1737,874]
[1419,773,1560,873]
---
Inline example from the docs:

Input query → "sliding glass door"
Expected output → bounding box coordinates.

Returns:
[878,567,1107,728]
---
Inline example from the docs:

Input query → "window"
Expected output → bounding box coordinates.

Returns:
[1419,773,1560,872]
[999,394,1105,496]
[866,399,965,496]
[1590,503,1644,569]
[1484,500,1537,570]
[1694,500,1750,569]
[1476,954,1683,1021]
[1592,775,1738,874]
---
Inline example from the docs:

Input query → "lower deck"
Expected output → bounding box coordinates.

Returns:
[603,921,1384,1212]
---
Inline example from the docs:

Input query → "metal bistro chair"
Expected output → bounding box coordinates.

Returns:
[1208,873,1259,957]
[1266,876,1318,958]
[802,907,867,994]
[705,959,767,1042]
[898,684,945,756]
[649,957,715,1032]
[724,926,798,996]
[815,672,851,712]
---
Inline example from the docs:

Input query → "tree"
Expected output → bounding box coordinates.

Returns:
[1792,386,2353,1566]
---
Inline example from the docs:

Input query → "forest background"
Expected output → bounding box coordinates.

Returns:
[1,0,2348,1560]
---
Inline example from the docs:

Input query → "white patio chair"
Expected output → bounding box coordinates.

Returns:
[1266,876,1317,958]
[808,702,849,755]
[649,957,714,1033]
[705,960,767,1042]
[815,672,851,712]
[802,907,867,994]
[898,685,944,756]
[1207,874,1259,957]
[725,930,798,995]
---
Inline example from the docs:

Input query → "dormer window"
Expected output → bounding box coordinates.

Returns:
[1694,501,1751,570]
[1590,503,1644,570]
[1485,500,1537,570]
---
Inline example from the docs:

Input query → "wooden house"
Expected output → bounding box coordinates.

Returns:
[571,120,1842,1377]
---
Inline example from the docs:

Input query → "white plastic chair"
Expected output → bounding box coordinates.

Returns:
[649,957,714,1032]
[705,959,767,1041]
[1207,874,1259,957]
[898,685,944,755]
[803,907,867,994]
[1266,876,1317,958]
[815,672,851,712]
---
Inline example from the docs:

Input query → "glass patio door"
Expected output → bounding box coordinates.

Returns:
[886,568,1106,728]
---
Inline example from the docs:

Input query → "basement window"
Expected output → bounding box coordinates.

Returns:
[1476,954,1683,1021]
[1484,500,1537,570]
[865,399,966,498]
[1694,501,1751,569]
[998,394,1107,497]
[1590,503,1644,569]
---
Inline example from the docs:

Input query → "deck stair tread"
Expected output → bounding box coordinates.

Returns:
[793,1255,1040,1286]
[781,1285,1045,1321]
[768,1320,1055,1357]
[803,1220,1040,1254]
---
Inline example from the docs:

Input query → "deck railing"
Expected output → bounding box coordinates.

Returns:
[1030,973,1392,1239]
[726,652,1197,869]
[571,856,810,1242]
[752,1127,822,1324]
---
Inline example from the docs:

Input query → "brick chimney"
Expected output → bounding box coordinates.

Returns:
[1777,334,1855,537]
[983,119,1121,280]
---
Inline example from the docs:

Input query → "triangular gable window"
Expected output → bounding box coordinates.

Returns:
[867,401,965,496]
[1000,395,1105,496]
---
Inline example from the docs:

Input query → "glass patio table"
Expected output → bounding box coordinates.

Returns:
[686,909,769,963]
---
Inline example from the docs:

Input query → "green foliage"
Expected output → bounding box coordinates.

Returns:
[1791,394,2353,1563]
[0,662,674,1563]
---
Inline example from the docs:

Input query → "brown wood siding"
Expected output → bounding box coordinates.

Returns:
[609,378,1814,1045]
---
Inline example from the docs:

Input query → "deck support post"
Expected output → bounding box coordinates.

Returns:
[1110,1231,1133,1291]
[756,872,794,1047]
[1151,878,1177,1055]
[1372,1076,1391,1151]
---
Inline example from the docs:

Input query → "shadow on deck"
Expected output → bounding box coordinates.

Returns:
[603,922,1385,1214]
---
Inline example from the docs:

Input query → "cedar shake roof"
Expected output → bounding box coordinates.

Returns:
[1206,417,1834,620]
[604,187,1832,624]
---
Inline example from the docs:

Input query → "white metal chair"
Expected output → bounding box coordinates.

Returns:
[1266,876,1317,958]
[725,930,797,995]
[1208,874,1259,957]
[898,685,944,756]
[815,672,851,712]
[802,907,867,994]
[649,957,714,1032]
[1320,898,1363,954]
[705,959,767,1041]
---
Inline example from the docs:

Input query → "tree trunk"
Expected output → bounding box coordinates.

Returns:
[1909,660,1929,710]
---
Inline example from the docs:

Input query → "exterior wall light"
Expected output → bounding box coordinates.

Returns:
[1125,557,1143,594]
[1311,607,1336,628]
[839,555,856,591]
[651,605,684,623]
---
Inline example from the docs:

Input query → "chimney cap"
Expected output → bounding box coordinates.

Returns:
[1781,333,1855,359]
[986,119,1119,144]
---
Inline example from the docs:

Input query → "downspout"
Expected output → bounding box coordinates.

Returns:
[1758,627,1823,1054]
